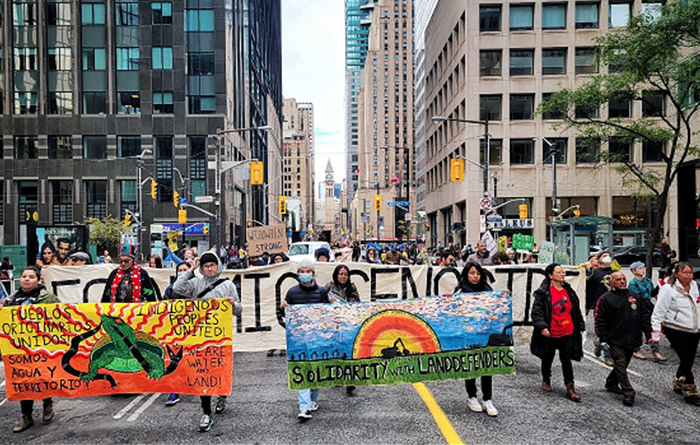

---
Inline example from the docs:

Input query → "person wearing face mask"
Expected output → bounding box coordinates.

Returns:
[628,262,665,362]
[588,251,615,366]
[280,259,331,421]
[162,261,192,407]
[594,272,652,406]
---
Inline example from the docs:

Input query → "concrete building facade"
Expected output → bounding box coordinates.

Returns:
[282,98,315,233]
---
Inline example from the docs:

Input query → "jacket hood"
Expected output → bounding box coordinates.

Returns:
[199,257,223,280]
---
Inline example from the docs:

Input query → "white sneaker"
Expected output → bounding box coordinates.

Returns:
[467,397,483,412]
[310,401,319,412]
[483,400,498,417]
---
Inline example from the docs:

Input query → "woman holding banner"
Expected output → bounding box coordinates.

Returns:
[455,262,499,416]
[5,266,61,433]
[530,263,585,402]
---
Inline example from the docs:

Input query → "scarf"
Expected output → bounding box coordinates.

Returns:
[110,263,142,303]
[10,285,46,306]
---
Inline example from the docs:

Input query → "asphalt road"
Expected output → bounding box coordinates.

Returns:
[2,323,700,445]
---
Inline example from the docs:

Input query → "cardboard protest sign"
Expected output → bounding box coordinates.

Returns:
[246,224,288,257]
[0,300,233,401]
[42,263,586,352]
[285,292,514,390]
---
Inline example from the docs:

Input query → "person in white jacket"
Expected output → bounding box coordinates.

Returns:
[651,261,700,404]
[172,251,242,431]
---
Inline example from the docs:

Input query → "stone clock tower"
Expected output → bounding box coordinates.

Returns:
[324,160,335,232]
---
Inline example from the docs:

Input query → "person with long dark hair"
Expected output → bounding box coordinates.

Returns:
[652,262,700,404]
[325,264,360,303]
[530,263,586,402]
[36,242,56,269]
[4,266,61,432]
[454,262,498,416]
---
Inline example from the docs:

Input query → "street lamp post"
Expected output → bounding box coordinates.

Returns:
[432,116,490,238]
[135,149,152,258]
[214,125,271,252]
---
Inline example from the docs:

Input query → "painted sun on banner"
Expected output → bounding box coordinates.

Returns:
[286,291,515,390]
[0,300,233,401]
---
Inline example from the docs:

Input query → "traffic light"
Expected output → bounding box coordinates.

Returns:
[173,190,180,207]
[124,213,132,227]
[150,180,157,199]
[450,158,464,182]
[573,207,581,217]
[519,204,528,219]
[246,221,253,228]
[250,161,264,185]
[278,195,287,214]
[374,194,382,210]
[178,209,187,224]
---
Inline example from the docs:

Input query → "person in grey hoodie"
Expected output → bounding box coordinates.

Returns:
[172,251,242,432]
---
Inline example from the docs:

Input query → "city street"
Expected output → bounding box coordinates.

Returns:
[2,324,700,445]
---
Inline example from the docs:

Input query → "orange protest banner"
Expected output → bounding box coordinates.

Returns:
[0,300,233,401]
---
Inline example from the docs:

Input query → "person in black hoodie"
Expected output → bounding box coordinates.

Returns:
[454,262,499,416]
[595,272,652,406]
[587,251,615,365]
[530,263,586,402]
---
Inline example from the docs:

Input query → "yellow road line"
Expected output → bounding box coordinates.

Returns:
[413,382,464,445]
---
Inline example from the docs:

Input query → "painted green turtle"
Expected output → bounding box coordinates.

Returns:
[82,315,165,381]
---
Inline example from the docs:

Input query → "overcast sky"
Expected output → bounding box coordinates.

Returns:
[281,0,346,192]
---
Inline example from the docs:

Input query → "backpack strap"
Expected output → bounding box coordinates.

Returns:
[196,278,229,300]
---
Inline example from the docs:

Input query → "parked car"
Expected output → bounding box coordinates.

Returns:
[613,246,662,266]
[288,241,335,263]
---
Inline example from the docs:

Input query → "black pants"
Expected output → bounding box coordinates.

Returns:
[200,396,226,415]
[20,398,52,417]
[541,334,575,385]
[607,345,635,397]
[664,327,700,385]
[465,376,492,401]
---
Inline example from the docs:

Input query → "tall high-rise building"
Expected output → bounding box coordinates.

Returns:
[350,0,414,240]
[282,98,315,233]
[0,0,281,252]
[344,0,374,214]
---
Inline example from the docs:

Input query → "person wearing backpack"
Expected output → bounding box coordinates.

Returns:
[172,252,242,432]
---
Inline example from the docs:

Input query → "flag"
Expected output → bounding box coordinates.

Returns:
[389,175,400,185]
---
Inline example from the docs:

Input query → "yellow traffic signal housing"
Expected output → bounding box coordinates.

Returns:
[173,190,180,207]
[124,213,132,227]
[150,180,157,199]
[519,204,528,219]
[450,158,464,182]
[178,209,187,224]
[250,161,264,185]
[278,195,287,214]
[374,194,382,210]
[573,208,581,217]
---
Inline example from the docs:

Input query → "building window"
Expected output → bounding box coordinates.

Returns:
[480,139,503,165]
[510,49,534,76]
[188,53,215,75]
[188,96,215,115]
[543,138,568,164]
[152,47,173,70]
[155,136,173,203]
[85,181,107,219]
[153,91,174,114]
[642,1,663,22]
[14,92,37,114]
[47,48,71,70]
[642,90,664,117]
[152,2,172,24]
[480,95,502,121]
[608,138,632,162]
[115,2,138,26]
[118,136,141,158]
[576,103,599,119]
[510,139,535,164]
[118,92,140,114]
[543,3,567,29]
[510,4,534,31]
[643,140,665,162]
[189,136,207,198]
[185,9,215,32]
[52,181,72,224]
[120,180,137,216]
[542,93,567,119]
[83,136,107,159]
[81,3,105,25]
[480,50,502,76]
[479,5,501,31]
[83,92,107,114]
[14,136,38,159]
[576,138,600,163]
[609,98,632,118]
[542,48,566,75]
[609,2,631,28]
[510,94,535,120]
[82,48,106,70]
[18,181,39,223]
[48,136,72,159]
[575,2,599,29]
[116,48,139,70]
[575,47,598,74]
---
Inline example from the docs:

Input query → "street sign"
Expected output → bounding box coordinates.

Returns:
[405,213,412,221]
[487,218,534,230]
[161,223,210,235]
[194,196,215,203]
[387,201,411,207]
[479,214,486,233]
[479,197,492,211]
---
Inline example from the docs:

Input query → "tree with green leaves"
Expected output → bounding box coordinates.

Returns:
[537,1,700,274]
[86,215,129,254]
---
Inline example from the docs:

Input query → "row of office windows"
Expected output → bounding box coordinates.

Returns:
[480,47,599,77]
[7,90,175,115]
[479,1,662,33]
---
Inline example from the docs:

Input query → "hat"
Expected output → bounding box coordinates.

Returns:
[315,248,330,260]
[119,243,136,259]
[298,258,315,272]
[70,252,90,262]
[200,252,219,266]
[629,261,645,272]
[596,250,610,259]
